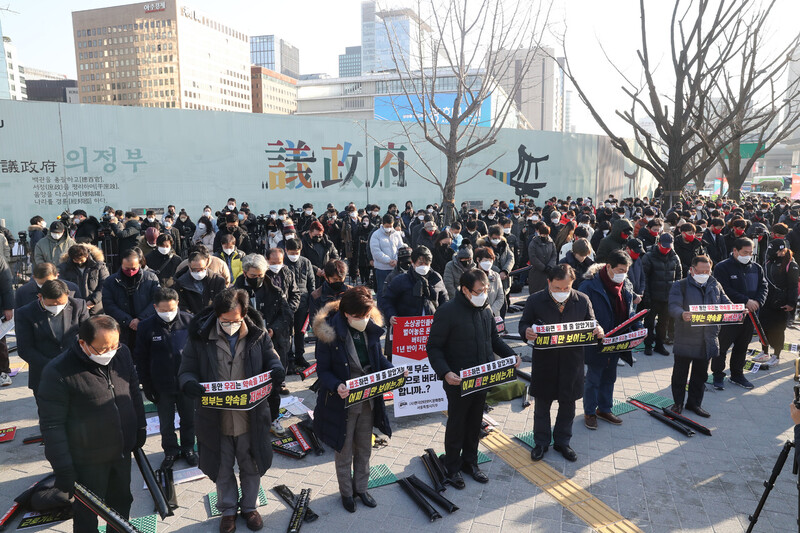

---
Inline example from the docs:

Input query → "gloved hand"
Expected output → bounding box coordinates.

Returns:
[182,380,206,398]
[142,387,159,404]
[136,427,147,449]
[54,466,77,497]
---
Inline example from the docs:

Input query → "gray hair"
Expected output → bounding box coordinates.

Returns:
[242,253,268,273]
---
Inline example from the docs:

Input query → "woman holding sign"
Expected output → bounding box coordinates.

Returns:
[313,286,401,513]
[519,264,603,463]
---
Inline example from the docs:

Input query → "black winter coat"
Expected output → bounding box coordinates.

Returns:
[309,281,352,322]
[518,289,595,402]
[144,250,182,286]
[383,269,448,320]
[233,273,297,339]
[559,251,594,280]
[16,297,89,392]
[701,229,728,266]
[174,271,227,315]
[673,236,707,277]
[764,258,800,310]
[102,270,160,346]
[38,342,146,468]
[15,279,79,309]
[301,233,340,285]
[58,245,109,314]
[312,302,392,452]
[74,216,101,245]
[641,248,682,303]
[178,307,285,481]
[212,226,252,254]
[427,292,516,380]
[713,257,768,306]
[133,310,193,394]
[283,255,316,309]
[669,276,731,360]
[117,220,142,253]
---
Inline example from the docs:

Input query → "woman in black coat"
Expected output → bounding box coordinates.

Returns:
[519,264,600,463]
[758,239,799,361]
[312,287,398,512]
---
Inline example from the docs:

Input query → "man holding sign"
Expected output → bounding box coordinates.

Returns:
[520,264,603,463]
[178,289,285,533]
[668,256,732,417]
[427,269,519,489]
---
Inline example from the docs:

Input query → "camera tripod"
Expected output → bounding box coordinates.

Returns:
[746,439,800,532]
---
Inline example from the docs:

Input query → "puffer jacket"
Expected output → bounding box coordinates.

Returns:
[58,244,109,314]
[669,276,732,360]
[527,235,556,293]
[673,236,707,277]
[595,219,634,263]
[478,236,514,293]
[312,301,392,452]
[34,233,75,267]
[369,227,405,271]
[443,257,474,300]
[383,269,448,320]
[641,247,682,303]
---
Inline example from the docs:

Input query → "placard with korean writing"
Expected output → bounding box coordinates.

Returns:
[392,316,447,417]
[459,356,517,396]
[200,371,272,410]
[530,320,597,349]
[600,329,647,354]
[688,304,746,326]
[345,366,409,408]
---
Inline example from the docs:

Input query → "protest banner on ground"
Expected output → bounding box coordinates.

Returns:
[392,316,447,417]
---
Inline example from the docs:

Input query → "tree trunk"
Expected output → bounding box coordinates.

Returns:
[724,145,744,202]
[441,153,459,226]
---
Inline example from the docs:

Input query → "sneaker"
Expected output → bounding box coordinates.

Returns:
[752,352,771,363]
[617,359,626,367]
[730,375,754,389]
[713,377,725,390]
[0,372,11,386]
[270,419,286,437]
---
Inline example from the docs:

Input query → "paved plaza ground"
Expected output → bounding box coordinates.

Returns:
[1,296,799,532]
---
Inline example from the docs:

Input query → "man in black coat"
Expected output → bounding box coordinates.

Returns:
[701,218,728,266]
[133,287,196,470]
[301,220,340,288]
[101,247,161,349]
[38,315,146,533]
[640,233,682,355]
[15,262,80,309]
[145,234,182,287]
[16,280,89,397]
[427,269,519,488]
[71,210,101,245]
[283,238,316,369]
[213,213,252,254]
[58,243,109,315]
[174,248,227,315]
[519,264,603,463]
[178,289,284,533]
[262,248,301,370]
[116,212,142,254]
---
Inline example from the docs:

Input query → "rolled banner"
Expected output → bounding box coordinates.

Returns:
[397,477,441,522]
[407,475,459,513]
[286,488,310,533]
[424,449,448,487]
[419,454,445,493]
[296,418,325,456]
[73,483,144,533]
[600,329,647,354]
[0,474,57,531]
[133,448,172,519]
[273,485,318,523]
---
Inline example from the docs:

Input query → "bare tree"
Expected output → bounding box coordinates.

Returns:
[378,0,551,224]
[561,0,797,207]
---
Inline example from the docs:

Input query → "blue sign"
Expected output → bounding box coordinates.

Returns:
[374,93,492,127]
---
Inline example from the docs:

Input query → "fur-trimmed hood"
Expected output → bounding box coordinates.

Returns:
[59,243,105,264]
[312,299,384,345]
[582,263,606,280]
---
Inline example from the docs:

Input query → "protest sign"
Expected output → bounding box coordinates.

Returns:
[200,371,272,410]
[688,304,745,326]
[345,366,408,407]
[529,320,597,349]
[600,329,647,353]
[459,356,517,396]
[392,316,447,417]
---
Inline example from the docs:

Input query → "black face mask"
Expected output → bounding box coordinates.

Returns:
[460,260,471,268]
[399,259,412,270]
[312,235,322,242]
[246,277,263,289]
[329,281,344,291]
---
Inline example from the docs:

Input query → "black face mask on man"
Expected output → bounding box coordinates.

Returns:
[246,276,263,289]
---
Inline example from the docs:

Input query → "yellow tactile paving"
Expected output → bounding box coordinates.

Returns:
[480,430,643,532]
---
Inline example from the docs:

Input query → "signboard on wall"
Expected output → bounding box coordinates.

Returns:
[0,100,655,232]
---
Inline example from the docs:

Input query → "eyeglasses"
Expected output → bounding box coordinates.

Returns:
[87,342,120,355]
[469,288,489,296]
[219,319,244,326]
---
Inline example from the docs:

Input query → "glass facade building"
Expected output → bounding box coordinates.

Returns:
[250,35,300,80]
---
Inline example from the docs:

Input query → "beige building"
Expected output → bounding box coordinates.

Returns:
[250,66,297,115]
[72,0,251,112]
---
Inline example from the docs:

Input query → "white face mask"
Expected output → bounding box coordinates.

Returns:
[350,212,358,219]
[198,224,206,231]
[84,345,117,366]
[204,211,212,217]
[579,223,590,229]
[50,233,63,240]
[147,217,155,223]
[278,215,285,220]
[164,222,172,228]
[736,254,752,265]
[190,270,208,280]
[220,320,241,336]
[692,273,710,285]
[646,217,654,222]
[418,215,425,221]
[268,264,283,273]
[305,209,313,215]
[222,247,235,255]
[469,292,488,307]
[44,303,66,315]
[287,253,300,262]
[551,290,570,303]
[348,316,370,332]
[612,272,627,284]
[285,234,296,241]
[479,260,494,272]
[383,226,393,234]
[531,215,539,221]
[490,238,501,245]
[158,246,170,255]
[427,208,434,213]
[503,228,511,234]
[270,213,277,219]
[228,204,235,210]
[157,310,178,322]
[415,265,430,276]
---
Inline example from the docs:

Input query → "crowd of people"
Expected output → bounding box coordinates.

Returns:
[4,191,799,532]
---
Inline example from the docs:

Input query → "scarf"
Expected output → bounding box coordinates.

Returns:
[599,266,626,324]
[411,269,435,314]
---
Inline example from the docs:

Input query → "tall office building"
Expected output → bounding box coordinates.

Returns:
[2,36,26,100]
[490,47,559,131]
[250,35,300,80]
[360,1,376,74]
[72,0,251,112]
[360,1,431,74]
[0,20,9,99]
[22,67,69,81]
[251,66,297,115]
[339,46,361,78]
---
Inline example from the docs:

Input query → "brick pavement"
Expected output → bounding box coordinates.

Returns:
[1,301,799,532]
